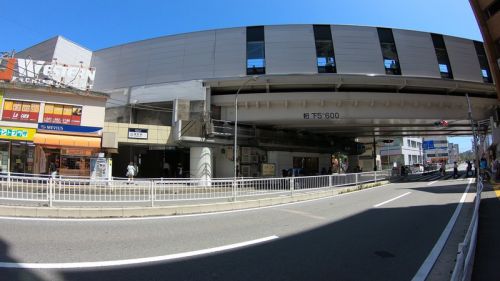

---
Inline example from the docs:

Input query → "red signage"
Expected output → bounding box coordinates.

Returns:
[2,100,40,123]
[43,103,82,125]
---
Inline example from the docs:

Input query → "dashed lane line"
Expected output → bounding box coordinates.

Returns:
[373,192,411,208]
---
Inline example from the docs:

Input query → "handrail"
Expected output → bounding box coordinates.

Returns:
[450,176,483,281]
[0,170,392,206]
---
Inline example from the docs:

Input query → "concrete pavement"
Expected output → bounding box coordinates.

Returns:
[472,182,500,281]
[0,178,475,281]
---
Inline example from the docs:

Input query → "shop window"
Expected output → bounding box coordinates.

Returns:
[0,141,8,172]
[314,25,336,73]
[377,28,401,75]
[10,141,34,173]
[473,41,493,83]
[431,34,454,79]
[247,26,266,75]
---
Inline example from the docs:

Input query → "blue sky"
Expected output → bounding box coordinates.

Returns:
[3,0,478,151]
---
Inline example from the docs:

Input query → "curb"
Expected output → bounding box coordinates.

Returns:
[0,181,390,218]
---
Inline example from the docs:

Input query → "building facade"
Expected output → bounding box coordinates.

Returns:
[423,136,450,164]
[380,137,423,169]
[0,56,107,176]
[12,24,498,178]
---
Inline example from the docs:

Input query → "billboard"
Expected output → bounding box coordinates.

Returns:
[43,103,82,125]
[0,58,95,90]
[2,100,40,123]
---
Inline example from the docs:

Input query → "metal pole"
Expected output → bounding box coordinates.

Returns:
[233,76,258,200]
[49,179,53,207]
[466,94,480,181]
[150,181,155,207]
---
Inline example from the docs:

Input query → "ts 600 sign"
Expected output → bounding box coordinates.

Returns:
[303,112,340,120]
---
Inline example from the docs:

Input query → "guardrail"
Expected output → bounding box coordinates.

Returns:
[0,170,391,207]
[450,176,483,281]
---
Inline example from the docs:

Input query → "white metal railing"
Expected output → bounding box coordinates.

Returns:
[450,177,482,281]
[0,170,391,207]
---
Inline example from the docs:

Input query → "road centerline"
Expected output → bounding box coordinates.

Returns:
[373,192,412,208]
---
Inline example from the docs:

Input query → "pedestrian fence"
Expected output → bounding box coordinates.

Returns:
[450,176,483,281]
[0,170,391,207]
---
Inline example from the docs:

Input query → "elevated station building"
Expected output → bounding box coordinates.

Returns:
[11,24,499,178]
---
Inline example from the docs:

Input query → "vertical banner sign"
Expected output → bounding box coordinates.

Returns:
[2,100,40,123]
[43,103,82,125]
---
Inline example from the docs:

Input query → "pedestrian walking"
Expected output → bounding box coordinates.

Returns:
[49,161,57,179]
[453,161,458,179]
[176,163,183,178]
[126,162,136,182]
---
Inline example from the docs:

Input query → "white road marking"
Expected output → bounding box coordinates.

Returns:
[411,178,473,281]
[280,208,326,220]
[373,192,411,208]
[0,183,392,223]
[427,181,438,186]
[0,235,279,269]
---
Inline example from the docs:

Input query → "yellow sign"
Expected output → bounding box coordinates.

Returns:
[261,163,276,177]
[0,126,36,141]
[0,89,3,108]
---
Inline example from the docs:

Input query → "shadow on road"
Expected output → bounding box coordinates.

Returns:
[51,201,471,281]
[472,184,500,281]
[0,239,45,281]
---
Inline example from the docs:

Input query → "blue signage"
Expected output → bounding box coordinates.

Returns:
[422,141,435,150]
[38,123,102,134]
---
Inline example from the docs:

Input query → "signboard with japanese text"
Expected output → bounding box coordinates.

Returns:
[0,126,36,141]
[2,100,40,123]
[128,128,148,139]
[43,103,82,125]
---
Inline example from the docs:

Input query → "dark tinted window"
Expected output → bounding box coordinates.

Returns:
[431,34,453,79]
[377,28,401,75]
[474,41,493,83]
[313,25,336,73]
[246,26,265,75]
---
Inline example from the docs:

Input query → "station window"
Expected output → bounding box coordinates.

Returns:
[431,34,453,79]
[313,25,336,73]
[247,26,266,75]
[473,41,493,83]
[377,28,401,75]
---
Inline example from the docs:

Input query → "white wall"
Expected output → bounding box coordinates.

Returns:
[331,25,385,75]
[265,25,317,74]
[444,36,483,82]
[214,146,235,178]
[392,29,440,78]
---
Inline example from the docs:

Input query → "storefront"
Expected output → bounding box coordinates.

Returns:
[0,126,37,173]
[34,124,102,176]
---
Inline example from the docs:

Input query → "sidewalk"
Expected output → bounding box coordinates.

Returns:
[472,182,500,281]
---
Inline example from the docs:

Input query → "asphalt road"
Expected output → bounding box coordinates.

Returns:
[0,176,472,281]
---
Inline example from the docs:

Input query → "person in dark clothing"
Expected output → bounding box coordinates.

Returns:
[453,161,458,179]
[466,161,472,177]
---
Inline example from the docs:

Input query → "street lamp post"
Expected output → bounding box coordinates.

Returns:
[233,76,258,198]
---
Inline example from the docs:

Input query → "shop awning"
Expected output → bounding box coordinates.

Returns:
[34,133,101,148]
